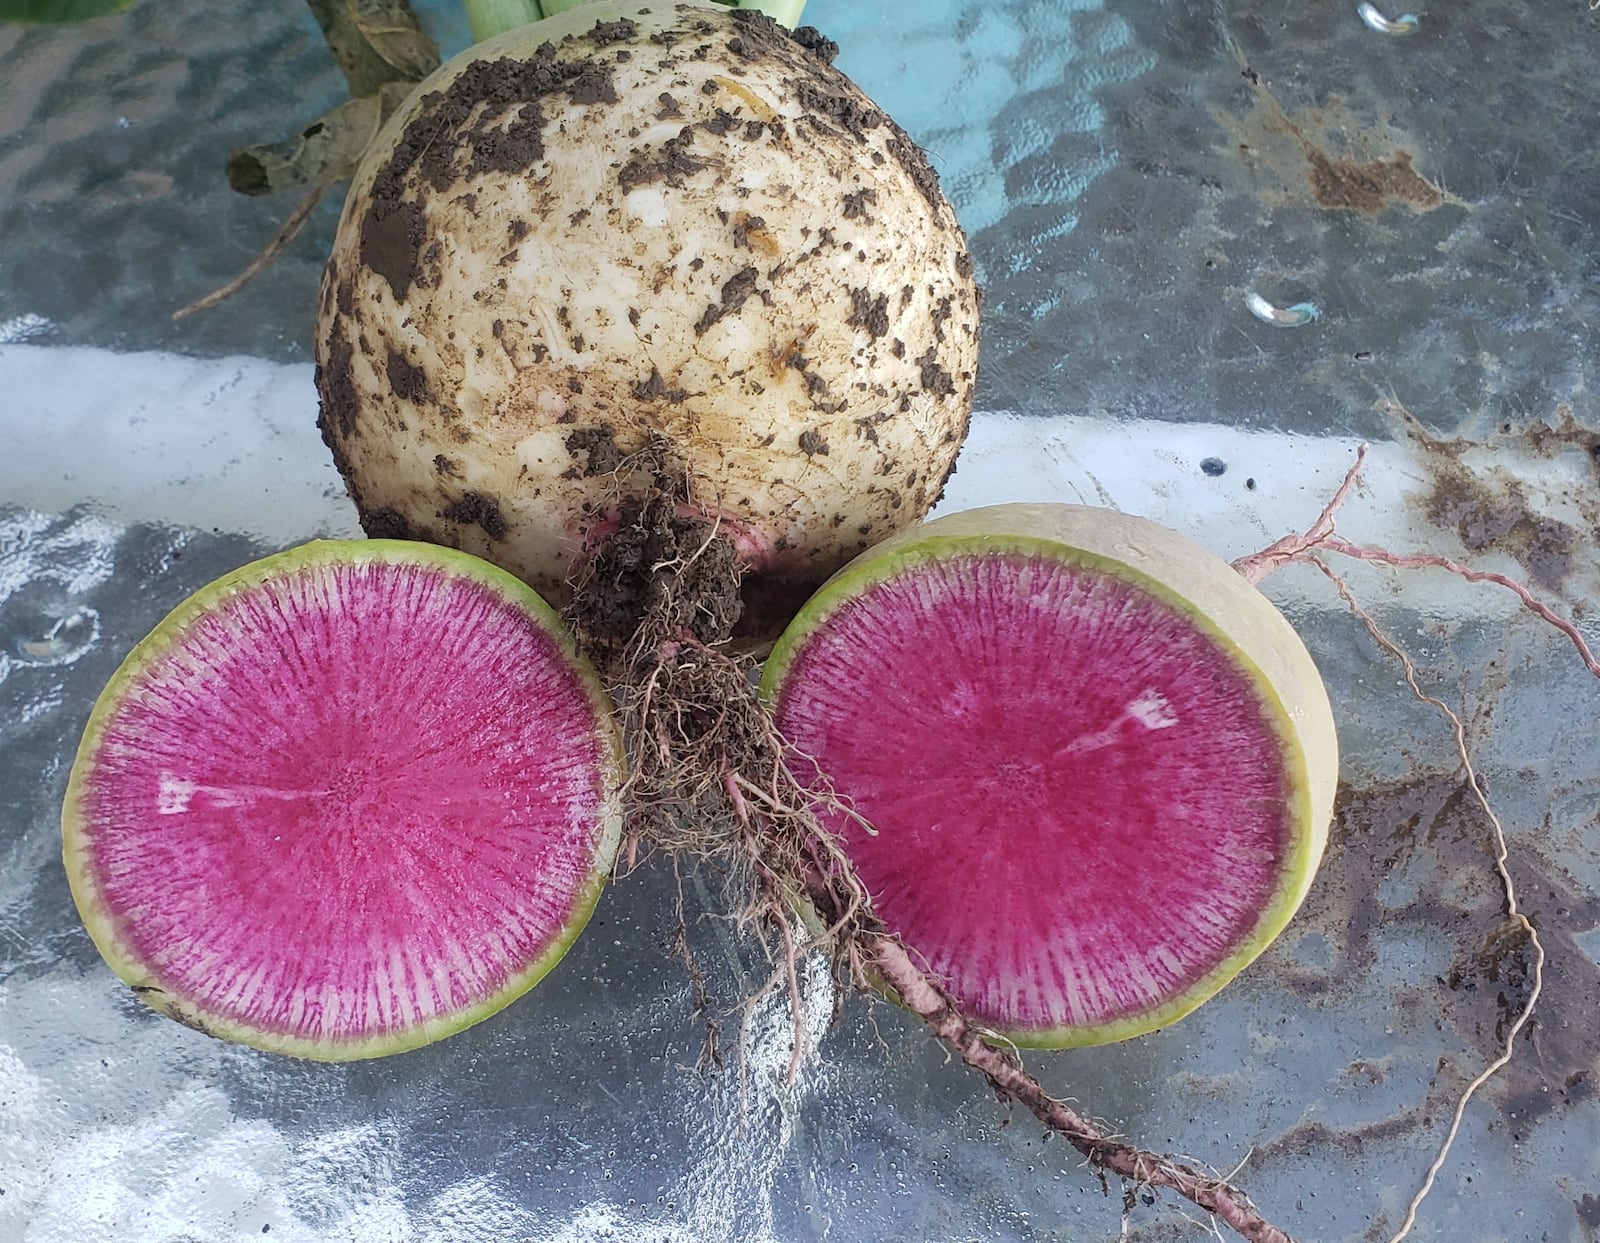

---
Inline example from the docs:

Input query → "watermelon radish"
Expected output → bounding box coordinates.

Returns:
[313,0,978,647]
[761,503,1338,1048]
[62,540,623,1061]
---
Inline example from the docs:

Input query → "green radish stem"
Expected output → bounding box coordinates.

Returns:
[464,0,808,42]
[542,0,809,26]
[464,0,541,42]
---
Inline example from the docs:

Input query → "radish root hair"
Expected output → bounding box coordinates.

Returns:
[564,453,1298,1243]
[1237,443,1582,1241]
[567,436,1591,1243]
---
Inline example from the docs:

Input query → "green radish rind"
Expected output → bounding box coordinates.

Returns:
[761,503,1339,1049]
[62,539,624,1061]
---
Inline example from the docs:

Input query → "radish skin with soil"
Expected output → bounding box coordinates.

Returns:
[314,0,980,642]
[762,503,1339,1047]
[62,540,623,1061]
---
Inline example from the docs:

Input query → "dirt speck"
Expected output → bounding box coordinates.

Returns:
[358,197,425,304]
[359,507,419,541]
[565,425,626,476]
[730,212,777,255]
[694,266,762,336]
[618,126,706,192]
[586,17,637,46]
[787,23,839,65]
[793,75,882,140]
[916,346,956,396]
[631,367,689,403]
[385,349,431,404]
[169,1008,216,1039]
[842,187,877,220]
[700,107,740,137]
[315,323,360,441]
[442,491,508,541]
[853,411,890,444]
[847,287,890,340]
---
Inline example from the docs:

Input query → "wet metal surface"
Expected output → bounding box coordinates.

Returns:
[3,1,1599,1240]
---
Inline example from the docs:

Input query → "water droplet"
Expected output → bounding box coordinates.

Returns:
[12,605,100,666]
[1245,291,1319,327]
[1357,3,1419,35]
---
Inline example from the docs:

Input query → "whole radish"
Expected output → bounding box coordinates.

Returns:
[314,0,979,648]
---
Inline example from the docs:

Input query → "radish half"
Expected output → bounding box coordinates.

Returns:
[761,504,1338,1048]
[62,541,622,1061]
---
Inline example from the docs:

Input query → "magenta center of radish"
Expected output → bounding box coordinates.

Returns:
[80,561,609,1045]
[774,553,1291,1035]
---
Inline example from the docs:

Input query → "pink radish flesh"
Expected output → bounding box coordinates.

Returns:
[74,556,612,1050]
[771,552,1292,1036]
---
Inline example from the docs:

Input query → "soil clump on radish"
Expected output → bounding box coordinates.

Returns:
[561,455,825,878]
[568,485,745,669]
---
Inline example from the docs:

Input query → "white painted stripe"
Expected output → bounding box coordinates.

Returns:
[0,345,359,546]
[4,344,1592,618]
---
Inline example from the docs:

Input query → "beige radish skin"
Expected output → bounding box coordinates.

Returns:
[315,1,979,639]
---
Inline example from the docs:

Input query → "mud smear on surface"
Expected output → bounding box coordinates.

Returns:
[1579,1193,1600,1242]
[1285,774,1600,1136]
[1514,403,1600,483]
[1219,73,1453,214]
[1304,147,1443,214]
[1422,459,1574,594]
[1252,1110,1425,1167]
[1400,412,1599,595]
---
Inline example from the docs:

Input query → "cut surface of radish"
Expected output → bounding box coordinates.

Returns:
[63,540,622,1060]
[762,504,1337,1047]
